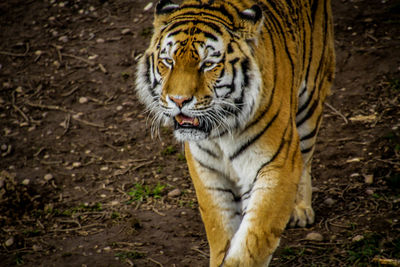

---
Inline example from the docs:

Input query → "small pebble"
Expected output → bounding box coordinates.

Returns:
[5,237,14,247]
[143,2,153,11]
[72,162,81,168]
[79,96,88,104]
[305,232,324,241]
[96,38,105,44]
[365,189,374,195]
[15,86,23,93]
[352,235,364,242]
[100,166,109,171]
[32,244,41,251]
[1,144,7,151]
[311,186,320,193]
[22,178,30,185]
[364,174,373,184]
[44,173,53,181]
[53,60,60,68]
[103,246,111,252]
[121,28,131,35]
[168,188,181,198]
[116,105,123,111]
[324,197,335,206]
[58,35,69,43]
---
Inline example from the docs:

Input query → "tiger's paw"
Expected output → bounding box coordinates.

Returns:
[289,202,315,228]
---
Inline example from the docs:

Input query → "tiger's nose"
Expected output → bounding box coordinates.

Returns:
[169,95,193,108]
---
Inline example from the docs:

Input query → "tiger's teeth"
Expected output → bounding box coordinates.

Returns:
[175,114,199,126]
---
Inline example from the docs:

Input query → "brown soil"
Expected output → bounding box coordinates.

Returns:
[0,0,399,266]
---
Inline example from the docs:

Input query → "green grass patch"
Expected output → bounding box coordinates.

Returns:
[115,251,145,260]
[126,183,165,203]
[177,152,186,161]
[60,202,103,217]
[347,233,382,265]
[161,145,177,156]
[280,246,305,262]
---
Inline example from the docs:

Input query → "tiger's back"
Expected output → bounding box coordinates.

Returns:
[136,0,334,266]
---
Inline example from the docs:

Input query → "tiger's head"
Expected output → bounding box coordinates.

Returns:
[136,0,264,141]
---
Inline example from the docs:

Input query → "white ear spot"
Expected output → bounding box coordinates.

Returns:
[242,9,256,18]
[240,5,262,22]
[156,0,179,14]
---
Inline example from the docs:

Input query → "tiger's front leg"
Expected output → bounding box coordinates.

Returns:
[221,158,302,266]
[185,143,242,267]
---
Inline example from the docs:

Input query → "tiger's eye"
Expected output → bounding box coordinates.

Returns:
[203,62,214,68]
[165,58,173,65]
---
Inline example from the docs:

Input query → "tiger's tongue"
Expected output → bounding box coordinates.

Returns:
[175,114,199,126]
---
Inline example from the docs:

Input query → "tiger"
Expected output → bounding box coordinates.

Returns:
[135,0,335,266]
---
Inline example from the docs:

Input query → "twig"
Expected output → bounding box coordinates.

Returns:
[62,114,71,135]
[372,257,400,266]
[152,207,166,217]
[192,247,209,258]
[25,101,71,113]
[104,158,150,164]
[375,158,400,166]
[26,101,105,128]
[12,104,30,122]
[60,86,79,97]
[72,116,104,128]
[147,258,164,267]
[51,223,106,232]
[63,53,96,66]
[131,161,154,172]
[325,102,348,124]
[98,63,108,74]
[0,43,30,57]
[51,44,63,62]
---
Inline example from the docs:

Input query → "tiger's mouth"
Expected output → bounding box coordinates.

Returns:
[172,113,213,141]
[174,114,200,128]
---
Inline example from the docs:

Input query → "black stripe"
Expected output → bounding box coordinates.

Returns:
[299,113,322,141]
[195,157,227,178]
[241,33,277,133]
[203,31,218,41]
[254,123,289,177]
[227,43,233,54]
[196,143,219,158]
[205,186,241,202]
[301,146,313,154]
[167,29,182,38]
[297,84,315,115]
[230,109,280,160]
[300,125,317,141]
[178,4,235,24]
[296,99,318,127]
[241,58,250,88]
[169,14,229,33]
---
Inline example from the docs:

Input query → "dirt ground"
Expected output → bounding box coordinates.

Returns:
[0,0,399,266]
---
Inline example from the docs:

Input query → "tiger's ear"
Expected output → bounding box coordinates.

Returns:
[154,0,179,28]
[240,5,262,22]
[156,0,179,15]
[238,5,263,43]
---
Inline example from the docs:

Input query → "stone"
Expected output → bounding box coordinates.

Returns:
[305,232,324,241]
[44,173,53,181]
[324,197,335,206]
[168,188,181,198]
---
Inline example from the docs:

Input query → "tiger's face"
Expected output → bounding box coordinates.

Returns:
[136,1,263,141]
